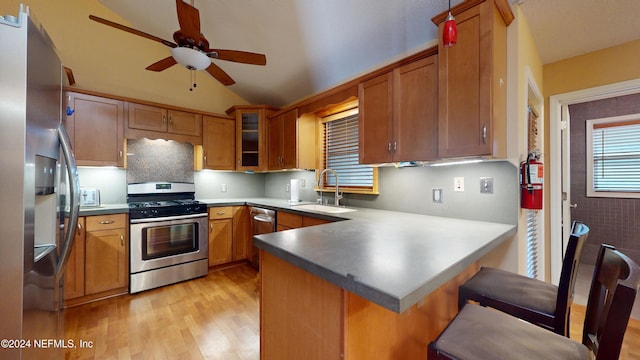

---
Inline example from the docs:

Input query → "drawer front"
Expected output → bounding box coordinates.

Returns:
[278,211,303,229]
[85,213,127,231]
[209,206,234,219]
[302,216,331,227]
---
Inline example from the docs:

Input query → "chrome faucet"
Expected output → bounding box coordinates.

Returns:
[317,168,343,206]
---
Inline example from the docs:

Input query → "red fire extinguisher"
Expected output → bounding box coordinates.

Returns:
[520,152,543,210]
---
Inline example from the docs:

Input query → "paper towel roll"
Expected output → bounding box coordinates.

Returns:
[290,179,300,203]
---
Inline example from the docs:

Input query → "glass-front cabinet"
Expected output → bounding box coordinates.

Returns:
[226,105,278,171]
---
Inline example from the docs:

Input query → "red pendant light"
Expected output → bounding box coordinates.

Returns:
[443,0,457,47]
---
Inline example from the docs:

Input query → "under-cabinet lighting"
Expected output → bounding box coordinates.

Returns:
[429,159,484,167]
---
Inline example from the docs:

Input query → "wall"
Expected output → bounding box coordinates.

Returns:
[507,6,544,276]
[568,94,640,265]
[0,0,248,114]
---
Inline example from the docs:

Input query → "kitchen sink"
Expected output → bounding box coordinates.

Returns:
[293,204,357,214]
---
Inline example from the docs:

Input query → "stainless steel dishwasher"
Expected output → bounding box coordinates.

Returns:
[249,207,276,268]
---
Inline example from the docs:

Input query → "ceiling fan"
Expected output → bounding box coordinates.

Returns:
[89,0,266,87]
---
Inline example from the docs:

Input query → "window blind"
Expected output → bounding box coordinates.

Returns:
[591,120,640,192]
[526,210,539,279]
[323,114,373,189]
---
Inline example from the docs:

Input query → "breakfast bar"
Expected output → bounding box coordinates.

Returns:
[254,209,516,359]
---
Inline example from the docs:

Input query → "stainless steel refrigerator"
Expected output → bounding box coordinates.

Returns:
[0,5,80,359]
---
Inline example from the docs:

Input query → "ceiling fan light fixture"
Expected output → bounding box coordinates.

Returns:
[171,47,210,70]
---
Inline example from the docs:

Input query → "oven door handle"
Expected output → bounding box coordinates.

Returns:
[130,213,208,224]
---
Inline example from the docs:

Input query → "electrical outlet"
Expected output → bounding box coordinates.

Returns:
[480,177,494,194]
[300,179,306,188]
[221,184,227,192]
[454,177,464,192]
[433,188,443,203]
[285,184,290,192]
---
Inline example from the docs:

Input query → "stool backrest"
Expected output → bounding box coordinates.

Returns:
[555,221,589,333]
[584,244,640,360]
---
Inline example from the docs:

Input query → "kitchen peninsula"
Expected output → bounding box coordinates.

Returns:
[253,207,516,359]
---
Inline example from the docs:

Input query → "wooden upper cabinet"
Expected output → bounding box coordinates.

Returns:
[436,0,510,158]
[227,105,279,171]
[394,56,438,161]
[359,72,393,164]
[268,108,300,170]
[359,55,438,164]
[202,115,236,170]
[127,102,167,132]
[126,102,203,144]
[168,109,202,136]
[65,92,125,167]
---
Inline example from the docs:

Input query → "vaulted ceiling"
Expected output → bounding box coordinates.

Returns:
[96,0,640,108]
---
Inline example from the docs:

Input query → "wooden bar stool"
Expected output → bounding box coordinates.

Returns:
[457,221,589,336]
[428,244,640,360]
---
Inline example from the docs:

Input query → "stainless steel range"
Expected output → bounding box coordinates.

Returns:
[128,182,208,293]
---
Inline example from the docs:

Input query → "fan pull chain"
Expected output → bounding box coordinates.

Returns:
[189,69,197,91]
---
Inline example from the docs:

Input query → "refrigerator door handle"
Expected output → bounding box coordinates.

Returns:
[55,123,80,278]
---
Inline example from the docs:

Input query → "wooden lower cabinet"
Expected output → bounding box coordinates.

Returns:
[63,217,85,300]
[277,211,332,231]
[260,251,477,359]
[64,214,128,307]
[209,206,249,267]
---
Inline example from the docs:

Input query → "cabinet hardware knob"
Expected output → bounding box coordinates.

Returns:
[99,220,115,225]
[77,222,82,234]
[120,235,124,246]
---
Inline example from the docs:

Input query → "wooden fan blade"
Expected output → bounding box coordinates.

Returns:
[89,15,176,48]
[205,63,235,86]
[175,0,201,45]
[209,49,267,65]
[146,57,178,72]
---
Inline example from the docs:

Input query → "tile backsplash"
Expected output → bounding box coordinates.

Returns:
[126,138,194,184]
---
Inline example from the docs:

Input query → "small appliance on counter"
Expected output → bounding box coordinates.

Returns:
[80,188,100,207]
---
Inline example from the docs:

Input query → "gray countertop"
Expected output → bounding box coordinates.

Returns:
[251,203,516,314]
[80,198,516,314]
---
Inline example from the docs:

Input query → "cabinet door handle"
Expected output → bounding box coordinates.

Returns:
[77,222,82,235]
[119,150,123,159]
[388,142,391,152]
[393,141,397,151]
[169,116,173,125]
[203,155,207,164]
[120,235,124,246]
[210,223,213,233]
[216,212,226,216]
[482,124,487,144]
[163,115,166,125]
[99,220,115,225]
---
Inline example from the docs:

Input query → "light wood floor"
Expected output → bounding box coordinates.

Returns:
[65,263,640,359]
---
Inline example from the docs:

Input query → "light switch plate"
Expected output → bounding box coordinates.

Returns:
[480,177,494,194]
[454,177,464,192]
[221,184,227,192]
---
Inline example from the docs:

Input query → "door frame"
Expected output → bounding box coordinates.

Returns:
[549,78,640,281]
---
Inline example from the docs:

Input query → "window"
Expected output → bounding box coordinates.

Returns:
[318,105,377,194]
[586,114,640,198]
